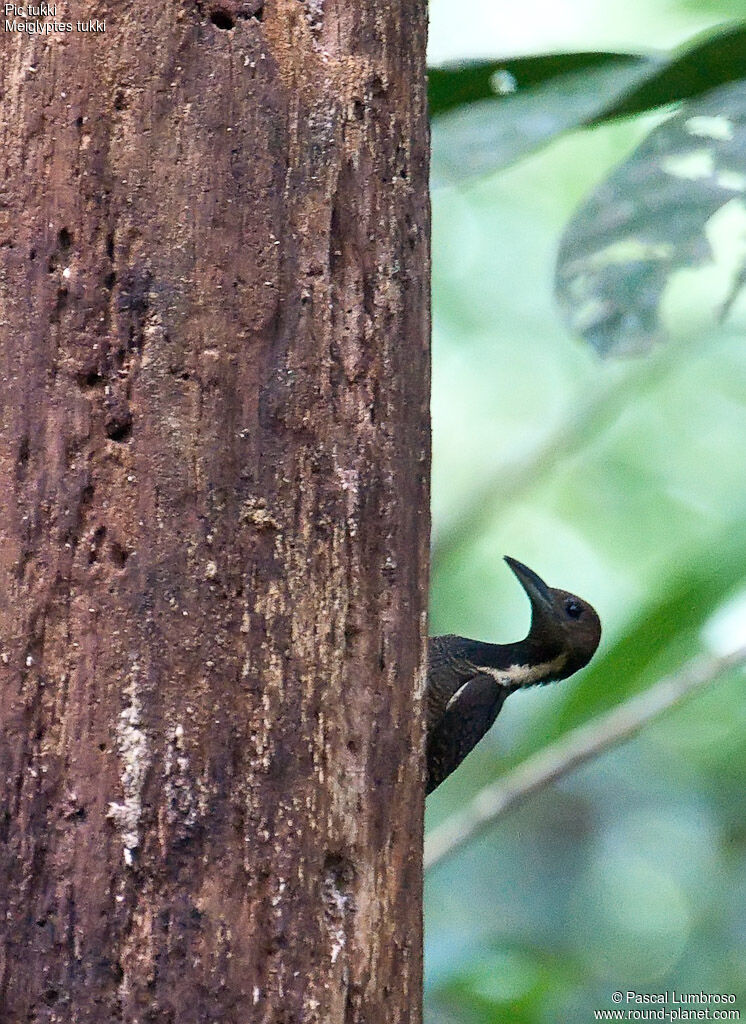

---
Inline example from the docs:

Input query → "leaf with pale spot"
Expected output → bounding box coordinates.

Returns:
[555,80,746,356]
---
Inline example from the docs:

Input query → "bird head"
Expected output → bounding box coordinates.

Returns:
[504,556,601,678]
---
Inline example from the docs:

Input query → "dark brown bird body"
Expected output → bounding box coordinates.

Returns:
[425,558,601,795]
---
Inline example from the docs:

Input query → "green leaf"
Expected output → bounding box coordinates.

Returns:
[599,24,746,122]
[431,56,660,186]
[556,79,746,356]
[428,26,746,125]
[428,52,652,119]
[429,25,746,186]
[430,943,578,1024]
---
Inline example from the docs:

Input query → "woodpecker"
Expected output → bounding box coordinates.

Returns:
[426,556,601,795]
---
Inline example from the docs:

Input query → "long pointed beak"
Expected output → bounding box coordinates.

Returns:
[504,556,553,610]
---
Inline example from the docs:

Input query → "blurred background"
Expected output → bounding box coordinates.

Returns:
[424,1,746,1020]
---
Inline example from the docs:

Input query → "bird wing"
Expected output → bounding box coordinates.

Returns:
[426,673,507,795]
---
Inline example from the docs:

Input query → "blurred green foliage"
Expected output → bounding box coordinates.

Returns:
[425,2,746,1021]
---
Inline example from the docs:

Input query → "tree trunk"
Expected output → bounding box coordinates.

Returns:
[0,3,429,1021]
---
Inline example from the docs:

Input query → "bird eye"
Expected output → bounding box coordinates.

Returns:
[565,599,582,619]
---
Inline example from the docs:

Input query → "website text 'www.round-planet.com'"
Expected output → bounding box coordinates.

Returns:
[593,992,740,1021]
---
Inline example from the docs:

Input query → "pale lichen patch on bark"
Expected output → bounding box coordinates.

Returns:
[106,667,150,867]
[241,495,281,531]
[162,721,209,844]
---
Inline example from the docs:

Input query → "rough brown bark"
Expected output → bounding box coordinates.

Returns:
[0,2,429,1021]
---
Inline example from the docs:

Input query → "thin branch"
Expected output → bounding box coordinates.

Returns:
[424,645,746,871]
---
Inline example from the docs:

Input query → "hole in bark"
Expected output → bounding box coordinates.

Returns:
[347,739,358,755]
[345,993,356,1021]
[16,550,31,581]
[17,436,30,468]
[323,851,355,890]
[110,541,129,568]
[352,99,364,121]
[106,232,115,260]
[343,620,364,652]
[77,369,102,389]
[267,932,288,951]
[370,75,386,100]
[329,205,342,275]
[210,9,235,28]
[395,144,408,180]
[29,248,36,261]
[105,416,133,443]
[50,288,69,323]
[114,90,127,111]
[405,213,417,250]
[362,273,375,318]
[43,987,59,1005]
[58,227,72,251]
[98,742,107,752]
[75,115,84,127]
